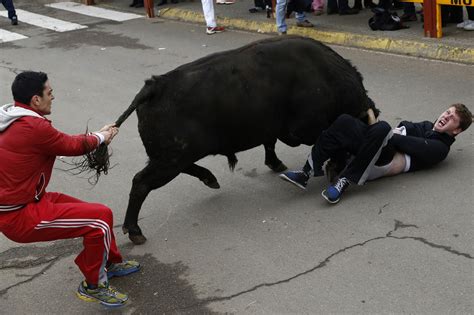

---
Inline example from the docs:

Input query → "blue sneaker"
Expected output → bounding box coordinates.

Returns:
[106,260,141,279]
[321,177,350,204]
[279,171,309,190]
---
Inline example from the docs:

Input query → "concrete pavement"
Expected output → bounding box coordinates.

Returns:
[0,3,473,313]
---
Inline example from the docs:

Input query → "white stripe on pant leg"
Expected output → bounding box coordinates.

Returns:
[0,9,87,32]
[201,0,216,28]
[36,218,112,246]
[46,2,142,22]
[35,221,110,257]
[36,219,111,247]
[35,220,111,255]
[99,251,108,285]
[0,29,28,43]
[34,223,110,256]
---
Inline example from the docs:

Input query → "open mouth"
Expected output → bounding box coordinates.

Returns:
[438,118,446,127]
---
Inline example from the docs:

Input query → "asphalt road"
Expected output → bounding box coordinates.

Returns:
[0,6,473,314]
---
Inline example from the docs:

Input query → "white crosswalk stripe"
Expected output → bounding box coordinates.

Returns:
[0,9,87,32]
[0,3,143,44]
[0,28,28,43]
[46,2,142,22]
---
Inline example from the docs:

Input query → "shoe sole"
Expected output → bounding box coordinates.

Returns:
[107,265,141,279]
[279,174,306,190]
[321,190,340,204]
[206,30,224,35]
[76,291,127,308]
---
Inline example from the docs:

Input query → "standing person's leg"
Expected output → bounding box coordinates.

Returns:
[338,0,359,14]
[280,114,368,189]
[327,0,339,14]
[1,192,139,307]
[201,0,216,27]
[312,0,324,14]
[401,2,417,21]
[201,0,225,34]
[295,11,313,27]
[276,0,288,33]
[1,0,18,24]
[458,6,474,30]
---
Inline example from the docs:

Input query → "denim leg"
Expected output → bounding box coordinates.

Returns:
[1,0,17,19]
[276,0,287,32]
[295,11,306,23]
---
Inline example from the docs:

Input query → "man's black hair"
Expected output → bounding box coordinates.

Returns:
[11,71,48,105]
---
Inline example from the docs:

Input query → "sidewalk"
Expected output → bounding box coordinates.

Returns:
[98,0,473,63]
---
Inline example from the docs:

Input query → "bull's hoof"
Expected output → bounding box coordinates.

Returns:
[129,234,147,245]
[266,162,288,173]
[122,224,147,245]
[203,178,220,189]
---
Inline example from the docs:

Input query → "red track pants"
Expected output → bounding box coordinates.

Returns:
[0,192,123,285]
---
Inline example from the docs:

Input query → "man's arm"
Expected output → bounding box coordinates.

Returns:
[33,120,117,156]
[389,134,450,168]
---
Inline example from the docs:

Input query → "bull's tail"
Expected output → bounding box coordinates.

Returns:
[74,79,156,184]
[115,79,155,127]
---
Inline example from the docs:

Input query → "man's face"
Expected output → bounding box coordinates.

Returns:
[433,106,462,136]
[30,80,54,115]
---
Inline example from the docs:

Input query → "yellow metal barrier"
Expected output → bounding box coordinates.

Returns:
[400,0,473,37]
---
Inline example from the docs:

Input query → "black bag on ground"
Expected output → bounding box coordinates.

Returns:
[368,7,408,31]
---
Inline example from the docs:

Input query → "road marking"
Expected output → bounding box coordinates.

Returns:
[46,2,142,22]
[0,28,28,43]
[0,9,87,32]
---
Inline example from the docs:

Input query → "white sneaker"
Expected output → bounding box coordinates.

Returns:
[464,21,474,31]
[456,20,473,28]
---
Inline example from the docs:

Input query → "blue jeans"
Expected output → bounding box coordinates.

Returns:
[1,0,17,19]
[276,0,306,32]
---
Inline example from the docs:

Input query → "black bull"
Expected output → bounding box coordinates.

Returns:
[108,36,379,244]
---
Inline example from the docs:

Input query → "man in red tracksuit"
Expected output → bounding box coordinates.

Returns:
[0,71,140,308]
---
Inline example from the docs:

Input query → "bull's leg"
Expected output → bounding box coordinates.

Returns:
[264,139,287,172]
[122,161,179,245]
[182,164,220,189]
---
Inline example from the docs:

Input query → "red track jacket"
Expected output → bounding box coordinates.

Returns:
[0,102,100,206]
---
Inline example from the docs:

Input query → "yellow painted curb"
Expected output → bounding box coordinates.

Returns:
[158,7,474,64]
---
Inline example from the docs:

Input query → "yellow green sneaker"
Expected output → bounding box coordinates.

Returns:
[76,281,128,308]
[106,260,141,279]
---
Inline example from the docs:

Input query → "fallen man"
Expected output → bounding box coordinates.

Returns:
[280,104,472,204]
